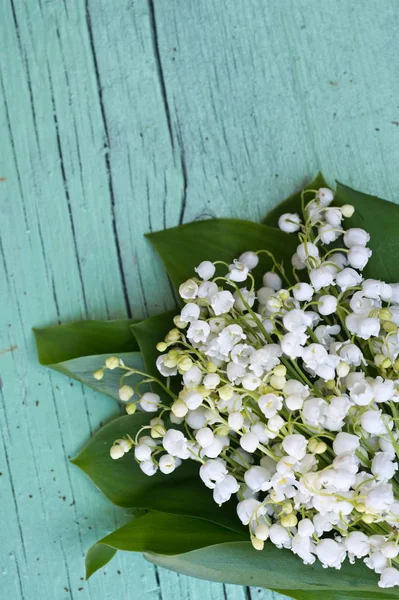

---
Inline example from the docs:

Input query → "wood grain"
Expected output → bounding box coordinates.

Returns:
[2,0,399,598]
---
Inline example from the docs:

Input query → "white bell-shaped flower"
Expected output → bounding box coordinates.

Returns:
[140,392,161,412]
[343,227,370,248]
[347,246,372,270]
[159,454,179,474]
[210,290,235,315]
[163,429,190,459]
[228,260,249,282]
[282,434,307,460]
[263,271,282,291]
[179,279,199,299]
[213,474,240,505]
[316,539,346,568]
[278,212,301,233]
[199,458,227,489]
[195,261,216,281]
[239,251,259,269]
[309,266,334,291]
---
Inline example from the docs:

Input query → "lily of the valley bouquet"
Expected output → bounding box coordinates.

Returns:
[35,175,399,599]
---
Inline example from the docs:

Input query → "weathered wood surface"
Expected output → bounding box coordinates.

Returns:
[2,0,399,598]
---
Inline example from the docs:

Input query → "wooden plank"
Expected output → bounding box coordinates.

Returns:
[0,0,170,598]
[3,0,399,599]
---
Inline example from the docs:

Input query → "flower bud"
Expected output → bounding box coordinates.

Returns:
[355,502,366,513]
[383,321,397,333]
[273,365,286,377]
[156,342,167,352]
[281,502,293,514]
[105,356,120,370]
[165,329,180,342]
[214,425,230,437]
[206,362,218,373]
[259,384,275,395]
[362,513,375,524]
[336,361,350,378]
[270,375,286,390]
[218,385,234,401]
[382,357,392,369]
[197,385,210,397]
[110,444,125,460]
[281,513,297,528]
[341,204,355,218]
[173,316,187,329]
[308,439,319,454]
[266,296,282,312]
[93,369,104,380]
[251,536,264,551]
[325,380,335,390]
[125,402,137,415]
[119,385,134,402]
[375,353,386,367]
[171,400,188,418]
[316,441,327,454]
[151,424,166,438]
[278,289,290,302]
[379,308,392,321]
[118,438,132,453]
[394,359,399,372]
[177,356,193,371]
[164,353,178,368]
[254,524,269,541]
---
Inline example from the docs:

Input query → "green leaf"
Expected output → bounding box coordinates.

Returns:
[34,319,138,364]
[334,182,399,283]
[48,352,144,400]
[72,412,244,533]
[147,219,298,289]
[263,172,328,226]
[34,319,141,398]
[85,544,117,579]
[72,413,195,507]
[86,511,246,578]
[146,541,391,594]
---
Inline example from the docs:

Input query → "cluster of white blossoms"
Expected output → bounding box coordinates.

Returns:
[98,187,399,588]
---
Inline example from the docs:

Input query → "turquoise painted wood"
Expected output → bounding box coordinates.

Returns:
[2,0,399,598]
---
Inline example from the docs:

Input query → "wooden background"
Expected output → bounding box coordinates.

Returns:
[2,1,399,598]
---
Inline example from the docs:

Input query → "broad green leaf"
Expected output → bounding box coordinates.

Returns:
[131,478,245,534]
[86,511,246,578]
[263,172,328,226]
[147,219,298,289]
[47,352,144,400]
[34,320,142,398]
[72,413,196,507]
[34,319,138,364]
[72,412,244,533]
[334,182,399,283]
[146,541,390,594]
[85,544,117,579]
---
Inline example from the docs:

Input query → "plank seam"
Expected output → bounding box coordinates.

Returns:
[0,427,28,563]
[47,68,89,318]
[84,1,132,318]
[147,0,188,225]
